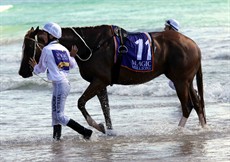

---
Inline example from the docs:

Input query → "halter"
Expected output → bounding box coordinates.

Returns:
[24,36,43,59]
[24,36,52,83]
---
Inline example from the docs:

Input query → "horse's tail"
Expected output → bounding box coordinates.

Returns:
[196,61,206,123]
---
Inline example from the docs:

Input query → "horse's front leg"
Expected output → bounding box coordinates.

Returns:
[78,80,106,134]
[96,88,113,131]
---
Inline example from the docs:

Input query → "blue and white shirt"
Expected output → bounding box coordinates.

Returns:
[33,40,77,82]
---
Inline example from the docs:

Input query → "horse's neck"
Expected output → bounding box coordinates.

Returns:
[63,25,111,38]
[61,25,113,49]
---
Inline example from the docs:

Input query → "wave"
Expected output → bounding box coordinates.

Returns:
[1,73,229,103]
[0,37,23,46]
[213,53,230,60]
[0,78,52,92]
[0,5,13,12]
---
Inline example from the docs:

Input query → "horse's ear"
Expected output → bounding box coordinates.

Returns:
[35,26,39,31]
[31,27,34,31]
[34,26,39,35]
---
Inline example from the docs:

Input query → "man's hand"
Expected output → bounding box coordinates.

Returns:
[70,45,78,57]
[29,58,37,68]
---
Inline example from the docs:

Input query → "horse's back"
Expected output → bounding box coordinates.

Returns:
[154,31,201,80]
[153,30,201,63]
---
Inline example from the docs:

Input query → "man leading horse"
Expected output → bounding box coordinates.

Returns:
[28,22,93,140]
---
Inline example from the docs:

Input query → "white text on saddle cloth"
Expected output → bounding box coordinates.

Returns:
[115,32,153,72]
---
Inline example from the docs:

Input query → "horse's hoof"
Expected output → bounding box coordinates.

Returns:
[106,129,117,136]
[202,124,210,130]
[99,123,106,134]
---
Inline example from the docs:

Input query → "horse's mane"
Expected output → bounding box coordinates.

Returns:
[62,24,111,30]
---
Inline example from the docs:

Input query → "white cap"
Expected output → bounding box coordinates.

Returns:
[43,22,62,39]
[165,19,180,31]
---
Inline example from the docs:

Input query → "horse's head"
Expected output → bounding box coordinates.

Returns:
[18,27,46,78]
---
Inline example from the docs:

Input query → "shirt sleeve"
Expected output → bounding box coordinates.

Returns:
[33,48,48,74]
[68,50,77,69]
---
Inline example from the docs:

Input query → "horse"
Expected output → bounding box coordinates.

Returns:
[19,25,206,134]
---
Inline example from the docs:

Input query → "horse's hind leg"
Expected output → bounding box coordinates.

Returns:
[78,80,107,134]
[189,84,206,127]
[175,81,193,127]
[96,88,113,130]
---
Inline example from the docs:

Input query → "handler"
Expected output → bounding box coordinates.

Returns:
[164,18,180,31]
[29,22,92,140]
[164,19,180,90]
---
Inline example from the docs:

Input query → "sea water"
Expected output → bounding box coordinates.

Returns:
[0,0,229,161]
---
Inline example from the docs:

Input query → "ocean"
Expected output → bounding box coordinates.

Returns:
[0,0,229,161]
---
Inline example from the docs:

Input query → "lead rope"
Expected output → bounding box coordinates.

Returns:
[33,72,52,83]
[70,27,93,61]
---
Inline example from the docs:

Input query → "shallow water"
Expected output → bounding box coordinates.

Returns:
[1,94,230,161]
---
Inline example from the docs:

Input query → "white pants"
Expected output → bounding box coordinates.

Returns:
[52,81,70,126]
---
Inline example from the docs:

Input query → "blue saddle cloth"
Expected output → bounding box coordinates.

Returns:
[114,32,154,72]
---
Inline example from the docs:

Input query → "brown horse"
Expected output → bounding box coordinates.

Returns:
[19,25,206,134]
